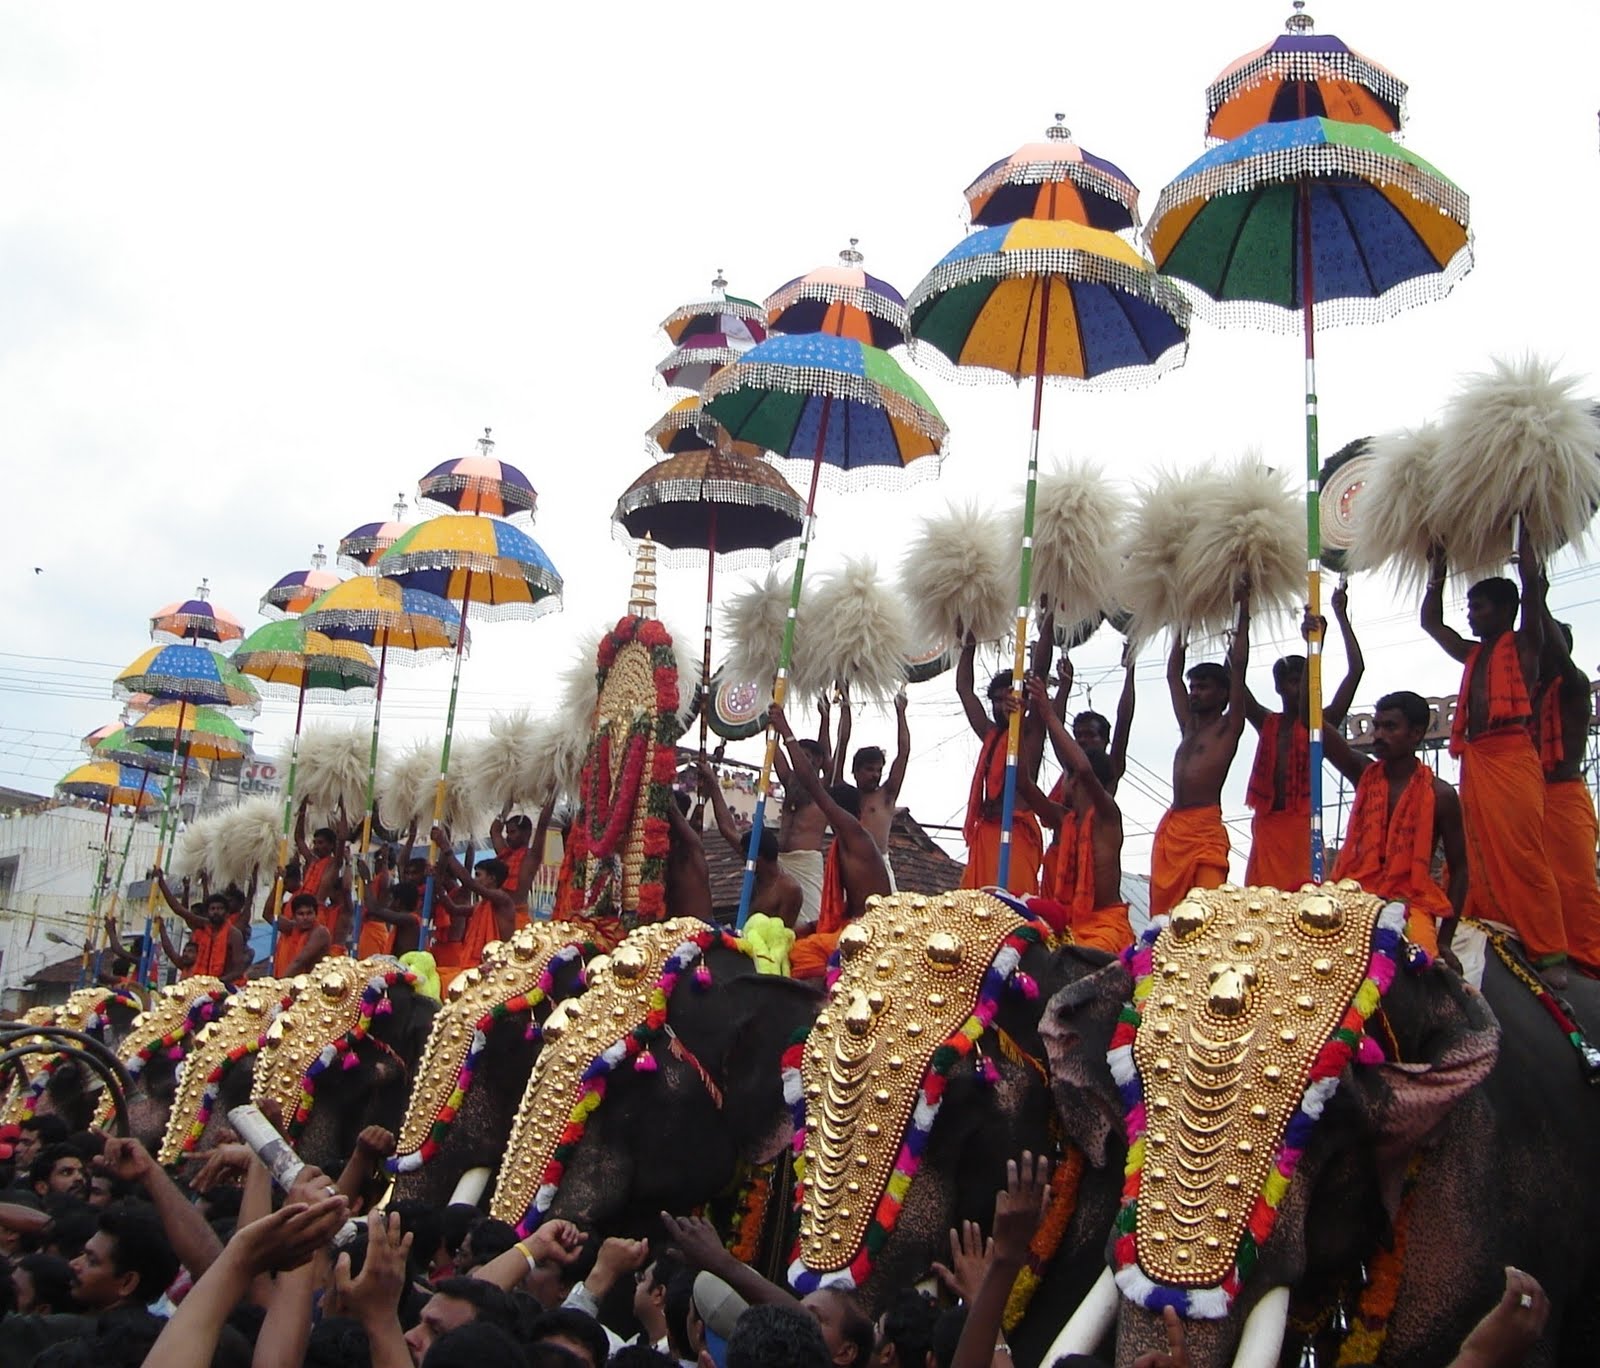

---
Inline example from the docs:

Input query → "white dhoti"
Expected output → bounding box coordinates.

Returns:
[779,848,825,931]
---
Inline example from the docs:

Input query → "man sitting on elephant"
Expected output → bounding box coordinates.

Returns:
[431,827,517,988]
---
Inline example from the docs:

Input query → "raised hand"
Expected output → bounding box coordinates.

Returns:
[930,1219,991,1303]
[1130,1306,1190,1368]
[182,1143,256,1193]
[355,1126,396,1161]
[658,1211,728,1272]
[234,1196,348,1276]
[334,1209,413,1320]
[990,1151,1052,1267]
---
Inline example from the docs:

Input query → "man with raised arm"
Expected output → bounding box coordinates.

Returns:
[1535,609,1600,976]
[697,757,803,927]
[1421,533,1567,982]
[1243,582,1364,889]
[1018,677,1132,953]
[1151,576,1251,916]
[836,687,911,889]
[150,884,250,984]
[769,702,892,979]
[488,801,554,926]
[771,717,831,931]
[430,826,516,988]
[955,636,1047,895]
[294,799,351,953]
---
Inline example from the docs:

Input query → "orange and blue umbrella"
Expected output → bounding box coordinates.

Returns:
[1145,114,1470,879]
[339,495,412,573]
[765,242,908,348]
[261,547,342,619]
[378,514,562,622]
[149,584,244,646]
[964,115,1142,232]
[1205,3,1406,144]
[114,644,261,714]
[418,431,538,519]
[659,272,768,346]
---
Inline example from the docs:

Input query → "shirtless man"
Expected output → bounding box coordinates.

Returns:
[1052,645,1136,795]
[698,758,803,927]
[1018,677,1131,952]
[488,802,554,916]
[838,688,911,884]
[1323,683,1467,963]
[294,801,351,949]
[1151,576,1250,916]
[1422,532,1566,979]
[1242,582,1363,888]
[772,727,831,931]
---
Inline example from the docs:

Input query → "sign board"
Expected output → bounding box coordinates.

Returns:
[1346,682,1600,750]
[238,759,283,799]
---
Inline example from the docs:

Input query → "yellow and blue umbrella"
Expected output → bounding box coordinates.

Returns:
[1145,115,1470,878]
[114,644,261,714]
[57,761,163,811]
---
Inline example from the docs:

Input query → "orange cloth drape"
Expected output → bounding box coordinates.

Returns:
[960,819,1043,895]
[356,919,394,959]
[1536,685,1566,776]
[1542,780,1600,973]
[1457,730,1566,964]
[1150,806,1230,917]
[1449,634,1531,758]
[815,844,848,937]
[184,924,229,981]
[1332,762,1451,956]
[1245,715,1309,814]
[790,930,841,979]
[1245,810,1311,891]
[301,856,333,905]
[273,923,310,978]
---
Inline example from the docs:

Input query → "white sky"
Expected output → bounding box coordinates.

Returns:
[5,2,1600,882]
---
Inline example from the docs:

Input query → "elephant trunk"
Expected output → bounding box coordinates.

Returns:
[1040,1267,1118,1361]
[1230,1287,1290,1368]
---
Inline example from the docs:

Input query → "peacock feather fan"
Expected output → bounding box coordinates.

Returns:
[791,557,909,703]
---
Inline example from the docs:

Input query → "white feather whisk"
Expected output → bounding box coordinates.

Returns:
[1023,461,1127,632]
[1346,424,1447,587]
[378,742,483,838]
[291,726,376,826]
[1176,455,1302,634]
[791,557,910,702]
[211,798,282,890]
[900,502,1015,647]
[723,570,804,686]
[1118,468,1217,643]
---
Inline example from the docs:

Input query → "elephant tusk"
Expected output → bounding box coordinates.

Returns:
[450,1166,492,1207]
[1040,1267,1118,1361]
[1230,1287,1290,1368]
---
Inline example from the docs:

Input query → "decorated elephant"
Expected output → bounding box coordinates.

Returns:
[1056,884,1600,1368]
[95,977,231,1148]
[387,925,596,1208]
[1,985,148,1131]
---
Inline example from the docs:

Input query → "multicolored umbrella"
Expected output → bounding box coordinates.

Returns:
[964,115,1142,231]
[149,582,244,646]
[260,547,341,619]
[1146,114,1470,877]
[338,494,412,573]
[57,761,163,810]
[646,396,763,463]
[417,430,538,519]
[124,703,248,761]
[91,728,208,778]
[907,215,1190,886]
[81,722,120,755]
[702,329,947,926]
[1205,2,1406,144]
[114,644,261,714]
[656,334,749,394]
[614,448,805,758]
[765,241,909,348]
[659,271,769,346]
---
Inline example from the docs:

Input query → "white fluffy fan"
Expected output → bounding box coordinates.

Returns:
[1346,423,1447,587]
[1175,455,1302,634]
[538,631,603,806]
[211,798,282,890]
[1023,461,1127,632]
[791,557,910,702]
[378,742,483,837]
[457,711,547,820]
[1430,356,1600,579]
[290,726,376,826]
[723,570,806,687]
[171,814,221,882]
[1118,468,1218,642]
[900,502,1016,647]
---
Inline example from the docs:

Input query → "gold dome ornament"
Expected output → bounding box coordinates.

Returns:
[92,978,229,1129]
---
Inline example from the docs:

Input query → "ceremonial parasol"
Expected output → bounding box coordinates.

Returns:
[379,456,563,940]
[702,327,947,926]
[93,728,207,777]
[613,446,805,758]
[656,334,751,394]
[1146,114,1471,877]
[1204,2,1406,143]
[964,115,1142,232]
[906,215,1190,886]
[149,581,245,646]
[124,703,248,762]
[659,270,768,346]
[765,241,909,348]
[646,396,763,462]
[339,494,412,573]
[299,576,467,877]
[418,430,538,519]
[260,546,341,619]
[57,760,162,984]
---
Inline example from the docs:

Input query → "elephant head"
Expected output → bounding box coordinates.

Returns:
[3,986,148,1132]
[96,978,231,1147]
[1093,884,1517,1368]
[388,926,596,1207]
[489,917,822,1245]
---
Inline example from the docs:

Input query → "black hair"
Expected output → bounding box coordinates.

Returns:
[291,893,318,913]
[829,783,862,820]
[17,1251,74,1314]
[525,1347,586,1368]
[664,1270,696,1360]
[31,1144,81,1189]
[1467,576,1519,615]
[477,858,509,885]
[1272,653,1307,687]
[429,1276,517,1329]
[42,1201,99,1259]
[607,1349,676,1368]
[390,1199,446,1266]
[813,1287,874,1367]
[462,1217,518,1267]
[796,738,825,762]
[205,893,229,910]
[507,814,533,833]
[1186,661,1230,689]
[1375,690,1432,731]
[424,1322,531,1368]
[304,1316,372,1368]
[314,827,338,844]
[21,1115,70,1144]
[529,1307,610,1368]
[1073,710,1111,742]
[852,746,886,771]
[1559,620,1574,651]
[673,790,691,818]
[877,1290,937,1368]
[442,1202,480,1254]
[728,1304,831,1368]
[987,671,1013,699]
[931,1307,967,1368]
[758,829,780,863]
[392,880,421,913]
[98,1199,179,1303]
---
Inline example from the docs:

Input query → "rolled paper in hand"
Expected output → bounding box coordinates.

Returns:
[226,1102,308,1193]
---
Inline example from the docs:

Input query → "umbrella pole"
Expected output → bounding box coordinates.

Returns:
[351,638,389,954]
[735,398,832,930]
[80,804,115,987]
[143,698,191,988]
[995,280,1052,890]
[266,677,310,963]
[700,506,718,765]
[421,574,473,948]
[100,780,149,984]
[1299,184,1326,882]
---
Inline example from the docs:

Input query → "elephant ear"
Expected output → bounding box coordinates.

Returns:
[1347,965,1500,1218]
[1040,952,1132,1169]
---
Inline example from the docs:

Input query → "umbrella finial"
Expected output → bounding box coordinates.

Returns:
[311,544,327,570]
[1286,0,1315,33]
[1047,113,1072,141]
[394,492,409,521]
[839,238,864,266]
[628,534,658,620]
[478,427,494,457]
[195,579,211,601]
[712,268,728,294]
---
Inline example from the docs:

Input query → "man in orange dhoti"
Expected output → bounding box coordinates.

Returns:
[294,800,351,955]
[1020,679,1132,954]
[1323,689,1466,958]
[1152,578,1252,916]
[1244,584,1363,888]
[431,829,516,989]
[1536,620,1600,975]
[955,643,1044,895]
[1422,544,1567,976]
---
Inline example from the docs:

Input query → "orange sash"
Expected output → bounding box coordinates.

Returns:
[185,923,232,981]
[1541,781,1600,972]
[356,918,394,959]
[273,923,310,978]
[1245,714,1309,814]
[959,816,1042,895]
[302,856,333,904]
[1536,684,1565,776]
[1332,762,1449,951]
[1050,810,1094,916]
[963,725,1029,847]
[815,843,849,937]
[1449,633,1531,757]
